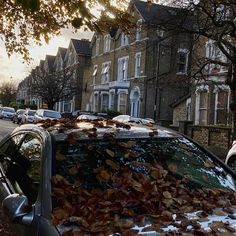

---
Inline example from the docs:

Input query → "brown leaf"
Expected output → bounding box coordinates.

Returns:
[213,210,227,216]
[68,166,79,175]
[114,219,134,229]
[97,169,111,181]
[106,159,120,170]
[204,159,215,168]
[52,208,69,221]
[168,163,178,173]
[56,151,66,161]
[66,132,78,144]
[106,149,115,157]
[163,191,172,199]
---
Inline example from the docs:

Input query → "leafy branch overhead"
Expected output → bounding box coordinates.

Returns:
[0,0,134,60]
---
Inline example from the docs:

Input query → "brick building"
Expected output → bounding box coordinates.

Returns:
[82,0,192,124]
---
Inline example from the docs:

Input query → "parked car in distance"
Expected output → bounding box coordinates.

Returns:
[21,109,36,124]
[112,115,155,125]
[77,114,102,120]
[0,119,236,236]
[0,107,15,120]
[12,109,26,124]
[34,109,61,122]
[225,140,236,172]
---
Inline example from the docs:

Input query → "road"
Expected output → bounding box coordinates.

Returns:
[0,119,18,139]
[0,119,18,236]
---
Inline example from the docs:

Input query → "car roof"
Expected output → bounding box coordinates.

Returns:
[14,118,182,141]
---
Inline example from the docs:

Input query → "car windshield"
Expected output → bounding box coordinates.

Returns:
[54,137,235,191]
[44,110,61,118]
[28,111,36,116]
[3,108,14,113]
[52,136,236,233]
[18,110,25,114]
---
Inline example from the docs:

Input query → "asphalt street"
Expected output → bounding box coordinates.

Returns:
[0,119,18,139]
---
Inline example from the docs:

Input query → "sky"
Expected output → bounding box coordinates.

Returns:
[0,28,93,85]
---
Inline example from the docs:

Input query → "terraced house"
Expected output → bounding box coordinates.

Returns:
[82,0,192,125]
[18,39,91,112]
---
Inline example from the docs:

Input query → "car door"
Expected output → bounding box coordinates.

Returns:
[0,132,43,236]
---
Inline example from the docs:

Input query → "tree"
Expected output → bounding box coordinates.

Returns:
[0,0,134,60]
[30,64,79,109]
[0,81,17,106]
[156,0,236,137]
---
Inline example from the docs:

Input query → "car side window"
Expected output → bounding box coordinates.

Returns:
[4,134,42,204]
[0,134,25,166]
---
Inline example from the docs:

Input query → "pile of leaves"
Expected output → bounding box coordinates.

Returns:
[51,159,236,235]
[43,118,236,235]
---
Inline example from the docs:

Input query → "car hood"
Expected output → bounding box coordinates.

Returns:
[56,208,236,235]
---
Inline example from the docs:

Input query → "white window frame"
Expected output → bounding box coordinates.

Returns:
[213,85,230,125]
[117,56,129,81]
[186,98,191,121]
[101,62,111,84]
[176,48,189,74]
[195,85,209,125]
[93,92,99,112]
[95,36,100,56]
[117,89,128,114]
[101,92,109,111]
[121,32,129,47]
[136,19,142,41]
[109,89,115,110]
[92,65,98,85]
[130,86,141,117]
[104,34,111,53]
[205,40,227,72]
[135,52,141,78]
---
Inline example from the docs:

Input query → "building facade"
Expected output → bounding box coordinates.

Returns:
[82,0,192,124]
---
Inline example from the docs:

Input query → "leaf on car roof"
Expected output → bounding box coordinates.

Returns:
[204,159,215,168]
[66,132,79,144]
[68,166,79,176]
[106,149,115,157]
[105,159,120,170]
[56,151,66,161]
[167,163,178,173]
[96,169,111,181]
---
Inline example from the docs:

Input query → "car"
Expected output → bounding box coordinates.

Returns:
[112,115,155,125]
[34,109,61,122]
[225,140,236,172]
[77,114,102,120]
[0,119,236,236]
[0,107,15,120]
[21,109,36,124]
[12,109,26,124]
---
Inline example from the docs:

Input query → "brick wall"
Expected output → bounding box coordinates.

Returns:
[187,125,231,159]
[173,101,187,126]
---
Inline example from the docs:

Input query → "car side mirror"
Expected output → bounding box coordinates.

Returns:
[2,194,33,225]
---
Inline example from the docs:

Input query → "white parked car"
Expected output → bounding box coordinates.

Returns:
[0,107,15,120]
[225,140,236,171]
[21,109,36,124]
[34,109,61,123]
[112,115,155,125]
